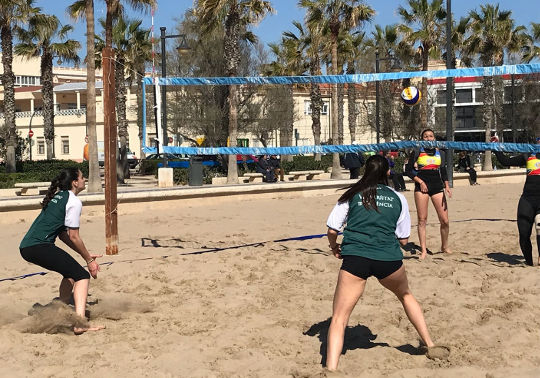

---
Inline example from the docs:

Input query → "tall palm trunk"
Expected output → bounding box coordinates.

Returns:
[86,0,102,193]
[227,84,239,182]
[115,56,129,182]
[41,49,55,160]
[330,32,341,179]
[381,81,393,141]
[337,82,344,144]
[346,63,357,144]
[279,86,294,163]
[136,64,145,159]
[310,84,323,161]
[420,46,429,129]
[1,25,17,172]
[224,6,240,184]
[482,75,494,171]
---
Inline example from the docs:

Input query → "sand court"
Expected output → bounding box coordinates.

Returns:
[1,182,540,377]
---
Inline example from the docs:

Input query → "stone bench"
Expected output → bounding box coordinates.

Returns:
[14,182,51,196]
[241,172,264,183]
[287,170,325,181]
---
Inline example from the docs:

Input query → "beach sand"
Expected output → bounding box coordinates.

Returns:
[1,182,540,377]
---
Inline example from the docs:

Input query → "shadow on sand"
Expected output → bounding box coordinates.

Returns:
[303,318,422,366]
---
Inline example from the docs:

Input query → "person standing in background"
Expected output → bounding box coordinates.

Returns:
[343,141,364,179]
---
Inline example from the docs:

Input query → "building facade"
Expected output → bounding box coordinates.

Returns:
[0,54,141,162]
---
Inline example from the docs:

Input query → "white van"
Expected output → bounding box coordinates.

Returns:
[97,141,139,168]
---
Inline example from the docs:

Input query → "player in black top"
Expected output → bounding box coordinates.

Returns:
[493,137,540,266]
[405,129,452,259]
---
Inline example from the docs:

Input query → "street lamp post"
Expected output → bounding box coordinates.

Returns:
[160,26,190,169]
[28,110,38,161]
[375,52,400,145]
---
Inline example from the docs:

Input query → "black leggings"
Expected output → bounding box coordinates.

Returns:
[517,196,540,266]
[20,243,90,281]
[465,168,477,184]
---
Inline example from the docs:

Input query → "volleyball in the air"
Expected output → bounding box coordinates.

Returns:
[400,86,422,106]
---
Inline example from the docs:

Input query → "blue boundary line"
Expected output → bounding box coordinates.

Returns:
[1,233,329,283]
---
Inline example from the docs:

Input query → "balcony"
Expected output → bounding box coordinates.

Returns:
[10,108,87,118]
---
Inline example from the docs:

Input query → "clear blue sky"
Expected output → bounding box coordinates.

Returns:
[35,0,539,64]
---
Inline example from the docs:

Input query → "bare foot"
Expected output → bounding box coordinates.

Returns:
[425,345,450,360]
[441,247,452,254]
[74,325,105,335]
[419,251,427,260]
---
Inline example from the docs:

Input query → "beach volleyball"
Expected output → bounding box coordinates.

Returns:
[401,86,422,106]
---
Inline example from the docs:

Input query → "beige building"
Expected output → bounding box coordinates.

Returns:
[0,54,141,162]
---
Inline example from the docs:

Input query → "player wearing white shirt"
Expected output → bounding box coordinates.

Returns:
[325,155,446,371]
[20,168,104,334]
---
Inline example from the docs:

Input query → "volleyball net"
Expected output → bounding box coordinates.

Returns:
[141,63,540,157]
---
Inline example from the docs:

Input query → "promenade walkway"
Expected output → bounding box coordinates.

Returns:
[0,168,526,213]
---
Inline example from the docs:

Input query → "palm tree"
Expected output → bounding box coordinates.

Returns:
[342,31,366,143]
[285,15,324,160]
[124,23,151,160]
[0,0,37,172]
[67,0,102,193]
[102,0,155,172]
[398,0,446,130]
[197,0,274,184]
[462,4,526,170]
[523,22,540,63]
[367,24,412,140]
[264,37,305,162]
[15,14,80,160]
[102,16,145,182]
[302,0,374,179]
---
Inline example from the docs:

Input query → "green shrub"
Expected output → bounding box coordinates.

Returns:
[139,159,160,175]
[281,154,333,173]
[172,166,225,185]
[0,160,89,188]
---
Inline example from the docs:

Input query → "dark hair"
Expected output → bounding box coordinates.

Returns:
[420,128,435,139]
[42,168,80,209]
[338,155,389,211]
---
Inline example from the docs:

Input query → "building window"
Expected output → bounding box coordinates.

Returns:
[61,137,69,154]
[37,138,45,155]
[455,106,477,130]
[237,138,249,147]
[437,90,446,105]
[455,89,473,103]
[14,75,40,87]
[304,101,312,115]
[321,103,329,115]
[304,100,329,115]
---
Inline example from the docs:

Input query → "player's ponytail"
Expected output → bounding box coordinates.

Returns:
[42,168,80,209]
[338,155,389,211]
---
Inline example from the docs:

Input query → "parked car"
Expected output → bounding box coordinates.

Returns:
[125,150,139,168]
[97,141,139,168]
[98,149,139,168]
[143,153,182,160]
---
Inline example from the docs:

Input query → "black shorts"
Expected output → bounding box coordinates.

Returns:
[414,170,444,196]
[340,255,402,280]
[20,243,90,281]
